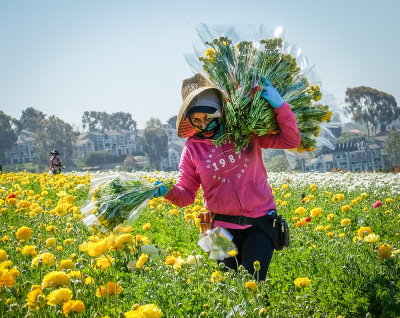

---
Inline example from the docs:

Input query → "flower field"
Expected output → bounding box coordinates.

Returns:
[0,171,399,317]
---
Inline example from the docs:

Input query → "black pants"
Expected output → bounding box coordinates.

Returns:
[221,225,274,281]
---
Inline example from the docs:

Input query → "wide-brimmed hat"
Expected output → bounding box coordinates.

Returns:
[50,149,60,155]
[177,73,224,138]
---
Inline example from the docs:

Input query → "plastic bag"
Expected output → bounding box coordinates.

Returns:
[197,227,237,260]
[81,173,172,233]
[185,24,334,154]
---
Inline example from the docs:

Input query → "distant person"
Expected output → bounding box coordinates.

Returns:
[49,149,63,174]
[0,163,2,174]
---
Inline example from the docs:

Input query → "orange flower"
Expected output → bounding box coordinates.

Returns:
[96,282,123,297]
[16,226,32,240]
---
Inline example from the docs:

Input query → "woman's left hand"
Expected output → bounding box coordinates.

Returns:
[261,78,284,109]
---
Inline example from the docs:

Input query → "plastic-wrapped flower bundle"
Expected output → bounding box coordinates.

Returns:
[186,24,333,153]
[81,174,173,233]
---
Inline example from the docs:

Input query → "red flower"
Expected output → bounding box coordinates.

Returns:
[373,201,382,209]
[6,193,16,199]
[302,199,306,203]
[305,217,312,222]
[286,178,291,183]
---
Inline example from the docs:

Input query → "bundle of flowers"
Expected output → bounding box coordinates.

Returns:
[81,175,173,233]
[188,25,332,153]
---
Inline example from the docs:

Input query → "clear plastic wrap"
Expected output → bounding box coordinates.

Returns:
[185,24,334,154]
[197,227,237,260]
[81,174,172,233]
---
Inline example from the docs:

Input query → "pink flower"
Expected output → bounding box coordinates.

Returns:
[373,201,382,209]
[305,217,312,222]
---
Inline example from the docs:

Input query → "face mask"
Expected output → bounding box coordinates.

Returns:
[194,119,223,139]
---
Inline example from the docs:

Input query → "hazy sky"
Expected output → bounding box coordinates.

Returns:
[1,0,399,129]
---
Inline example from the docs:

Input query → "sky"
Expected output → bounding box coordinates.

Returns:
[0,0,399,130]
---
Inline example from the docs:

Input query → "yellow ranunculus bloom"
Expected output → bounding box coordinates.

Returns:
[245,281,258,291]
[32,253,56,267]
[47,288,72,306]
[341,205,351,212]
[378,244,392,261]
[46,237,56,248]
[294,277,311,288]
[340,218,351,226]
[58,259,74,271]
[16,226,32,240]
[42,271,70,289]
[63,300,86,315]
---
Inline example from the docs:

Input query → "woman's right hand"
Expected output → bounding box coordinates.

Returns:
[261,78,284,109]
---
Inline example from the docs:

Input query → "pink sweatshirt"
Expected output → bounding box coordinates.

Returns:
[165,102,301,229]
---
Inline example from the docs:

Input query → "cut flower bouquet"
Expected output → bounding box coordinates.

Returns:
[186,24,333,153]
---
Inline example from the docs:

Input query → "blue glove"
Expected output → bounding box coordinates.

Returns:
[152,181,168,198]
[260,78,284,108]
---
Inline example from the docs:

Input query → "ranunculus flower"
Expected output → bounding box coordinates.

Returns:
[373,201,382,209]
[305,217,312,222]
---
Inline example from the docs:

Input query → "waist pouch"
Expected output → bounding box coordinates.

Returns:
[213,213,290,251]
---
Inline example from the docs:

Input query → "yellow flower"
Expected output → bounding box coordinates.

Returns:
[165,255,176,265]
[338,233,345,238]
[142,223,151,230]
[385,198,394,204]
[47,288,73,305]
[1,236,9,243]
[357,226,372,239]
[378,244,392,261]
[125,304,163,318]
[114,234,133,249]
[95,255,114,270]
[294,277,311,288]
[84,276,94,285]
[87,237,109,257]
[169,208,178,215]
[46,237,57,248]
[63,300,86,315]
[32,253,56,267]
[324,225,332,231]
[16,226,32,240]
[340,218,351,226]
[295,207,306,216]
[46,225,57,234]
[281,184,289,189]
[327,213,335,221]
[327,232,334,237]
[228,250,237,257]
[96,282,123,297]
[309,184,317,191]
[26,287,45,311]
[341,205,351,212]
[21,245,38,256]
[0,250,8,261]
[42,271,70,289]
[310,207,323,217]
[315,225,324,232]
[59,259,74,271]
[210,270,222,283]
[136,253,149,269]
[245,281,258,291]
[363,233,379,243]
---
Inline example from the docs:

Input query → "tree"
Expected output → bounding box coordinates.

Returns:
[383,130,400,166]
[109,112,137,131]
[19,107,46,133]
[123,154,137,170]
[145,117,162,129]
[84,150,113,167]
[33,116,75,170]
[0,111,18,162]
[82,111,109,131]
[167,115,177,129]
[264,154,291,172]
[140,128,168,169]
[82,111,137,131]
[345,86,399,139]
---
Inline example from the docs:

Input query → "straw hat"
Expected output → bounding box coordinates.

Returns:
[177,73,224,138]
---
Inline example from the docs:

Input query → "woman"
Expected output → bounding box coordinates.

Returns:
[154,73,301,280]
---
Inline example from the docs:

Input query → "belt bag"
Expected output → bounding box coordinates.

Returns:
[213,213,290,251]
